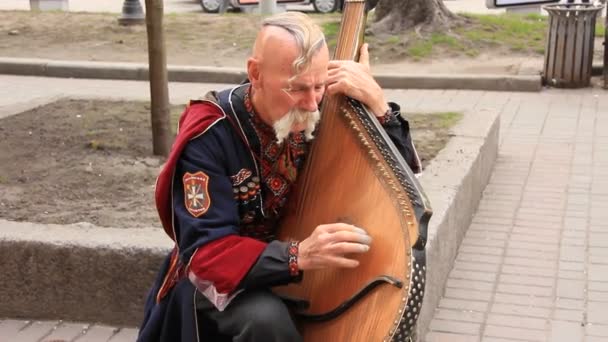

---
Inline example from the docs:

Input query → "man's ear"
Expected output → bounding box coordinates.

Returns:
[247,57,261,89]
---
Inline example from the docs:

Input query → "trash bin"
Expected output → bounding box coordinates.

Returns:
[543,3,604,88]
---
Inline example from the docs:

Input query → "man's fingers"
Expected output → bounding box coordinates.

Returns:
[359,43,370,67]
[320,222,367,234]
[328,230,372,245]
[328,60,341,69]
[329,241,371,254]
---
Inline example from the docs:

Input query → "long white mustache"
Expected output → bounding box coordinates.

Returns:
[273,108,321,144]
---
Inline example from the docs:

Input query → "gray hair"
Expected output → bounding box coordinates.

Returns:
[262,12,327,77]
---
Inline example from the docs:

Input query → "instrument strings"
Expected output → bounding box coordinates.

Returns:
[293,1,367,221]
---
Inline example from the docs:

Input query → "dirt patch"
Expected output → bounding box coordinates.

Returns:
[0,99,457,228]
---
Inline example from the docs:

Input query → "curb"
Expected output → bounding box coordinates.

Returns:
[416,107,500,338]
[0,106,500,331]
[0,57,542,92]
[0,221,171,326]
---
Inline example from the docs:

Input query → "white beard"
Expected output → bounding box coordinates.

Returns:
[273,108,321,144]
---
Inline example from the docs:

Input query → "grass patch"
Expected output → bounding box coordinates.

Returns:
[457,13,547,55]
[406,33,468,59]
[321,20,341,49]
[408,112,463,167]
[597,21,605,37]
[437,112,463,128]
[369,13,555,61]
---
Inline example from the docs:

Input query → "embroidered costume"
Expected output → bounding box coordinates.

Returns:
[137,84,421,342]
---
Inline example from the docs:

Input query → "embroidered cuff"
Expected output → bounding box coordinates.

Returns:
[288,241,300,277]
[377,102,401,126]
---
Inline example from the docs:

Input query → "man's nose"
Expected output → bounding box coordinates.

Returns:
[299,89,320,112]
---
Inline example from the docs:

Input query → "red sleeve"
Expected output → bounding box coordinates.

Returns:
[188,235,267,294]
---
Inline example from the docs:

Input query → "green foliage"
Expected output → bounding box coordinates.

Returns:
[322,21,340,38]
[437,112,463,128]
[322,20,341,50]
[597,21,606,37]
[383,13,555,60]
[458,13,547,54]
[406,33,467,59]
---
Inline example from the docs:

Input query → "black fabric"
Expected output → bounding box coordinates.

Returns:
[239,240,303,290]
[195,290,303,342]
[382,102,422,174]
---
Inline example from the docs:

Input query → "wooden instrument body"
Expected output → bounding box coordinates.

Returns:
[275,1,432,341]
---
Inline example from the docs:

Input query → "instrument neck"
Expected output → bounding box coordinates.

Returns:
[334,0,368,62]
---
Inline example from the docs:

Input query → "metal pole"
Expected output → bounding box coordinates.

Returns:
[118,0,145,26]
[260,0,277,14]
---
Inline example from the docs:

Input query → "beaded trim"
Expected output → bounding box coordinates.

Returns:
[288,241,300,276]
[377,108,398,126]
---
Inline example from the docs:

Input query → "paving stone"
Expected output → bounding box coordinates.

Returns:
[108,327,139,342]
[486,314,547,330]
[446,278,495,292]
[429,319,482,336]
[483,325,546,341]
[438,298,489,313]
[433,308,486,324]
[426,332,480,342]
[552,309,584,323]
[586,323,608,337]
[500,265,555,278]
[587,302,608,325]
[490,304,551,319]
[12,321,57,342]
[444,288,493,302]
[492,293,553,308]
[42,322,88,342]
[0,320,30,341]
[548,321,584,342]
[588,264,608,282]
[75,325,119,342]
[498,274,554,287]
[496,283,553,297]
[556,279,586,299]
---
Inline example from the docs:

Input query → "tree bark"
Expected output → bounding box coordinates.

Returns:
[369,0,462,34]
[145,0,172,157]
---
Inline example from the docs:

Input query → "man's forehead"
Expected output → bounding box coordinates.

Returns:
[287,58,329,83]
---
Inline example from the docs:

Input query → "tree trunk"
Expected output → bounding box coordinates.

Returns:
[370,0,462,34]
[145,0,172,157]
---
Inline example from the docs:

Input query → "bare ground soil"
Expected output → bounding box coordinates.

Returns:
[0,99,456,228]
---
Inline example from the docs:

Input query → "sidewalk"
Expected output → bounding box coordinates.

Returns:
[424,89,608,341]
[0,74,607,341]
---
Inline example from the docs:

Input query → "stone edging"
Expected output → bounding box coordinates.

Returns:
[416,107,500,337]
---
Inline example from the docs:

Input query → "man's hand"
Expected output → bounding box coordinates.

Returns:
[298,223,372,271]
[326,43,389,118]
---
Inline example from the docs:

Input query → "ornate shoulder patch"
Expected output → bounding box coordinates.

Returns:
[183,171,211,217]
[230,168,253,186]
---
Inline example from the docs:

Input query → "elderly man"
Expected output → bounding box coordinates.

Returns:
[137,11,420,342]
